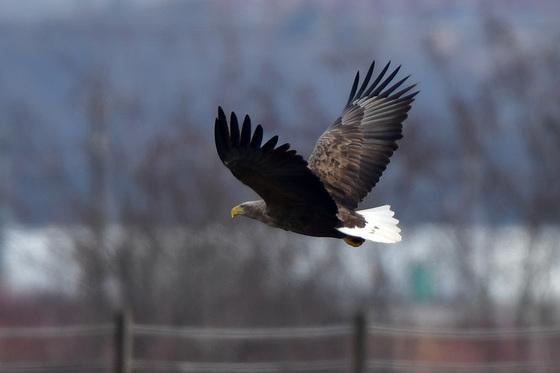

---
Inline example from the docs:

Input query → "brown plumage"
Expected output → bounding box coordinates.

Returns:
[215,60,418,246]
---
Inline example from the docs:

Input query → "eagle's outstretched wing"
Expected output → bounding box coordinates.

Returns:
[308,61,418,210]
[215,107,337,214]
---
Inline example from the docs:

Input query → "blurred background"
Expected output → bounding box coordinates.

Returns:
[0,0,559,371]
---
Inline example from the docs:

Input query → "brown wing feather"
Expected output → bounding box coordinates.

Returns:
[308,61,418,210]
[215,107,338,214]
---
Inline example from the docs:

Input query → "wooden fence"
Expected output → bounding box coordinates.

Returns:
[1,311,560,372]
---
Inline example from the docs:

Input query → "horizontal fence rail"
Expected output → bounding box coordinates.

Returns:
[133,324,353,339]
[0,324,113,339]
[367,323,560,339]
[367,359,560,372]
[3,322,560,340]
[133,359,350,372]
[134,323,560,341]
[129,359,560,373]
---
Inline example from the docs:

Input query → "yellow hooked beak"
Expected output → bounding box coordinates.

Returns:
[231,205,244,218]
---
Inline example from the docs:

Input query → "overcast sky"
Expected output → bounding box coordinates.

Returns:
[1,0,556,21]
[0,0,159,20]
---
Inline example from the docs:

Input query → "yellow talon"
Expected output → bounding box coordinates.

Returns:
[344,237,364,247]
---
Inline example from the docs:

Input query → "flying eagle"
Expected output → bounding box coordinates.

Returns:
[215,61,417,247]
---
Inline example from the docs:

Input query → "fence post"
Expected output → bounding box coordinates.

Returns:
[114,310,132,373]
[352,312,367,373]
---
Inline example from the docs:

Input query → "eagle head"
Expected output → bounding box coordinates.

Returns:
[230,200,268,221]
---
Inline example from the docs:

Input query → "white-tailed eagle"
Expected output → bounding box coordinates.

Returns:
[215,61,417,247]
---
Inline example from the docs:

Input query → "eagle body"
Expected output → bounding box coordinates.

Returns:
[236,200,349,238]
[215,60,417,246]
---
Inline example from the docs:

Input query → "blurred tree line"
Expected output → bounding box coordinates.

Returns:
[1,4,559,365]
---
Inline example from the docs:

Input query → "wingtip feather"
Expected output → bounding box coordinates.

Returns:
[261,135,279,153]
[364,61,391,96]
[346,71,360,108]
[250,124,263,148]
[372,64,401,96]
[240,114,252,147]
[230,111,240,146]
[356,60,375,99]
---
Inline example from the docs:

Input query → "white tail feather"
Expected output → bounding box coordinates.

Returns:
[337,205,402,244]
